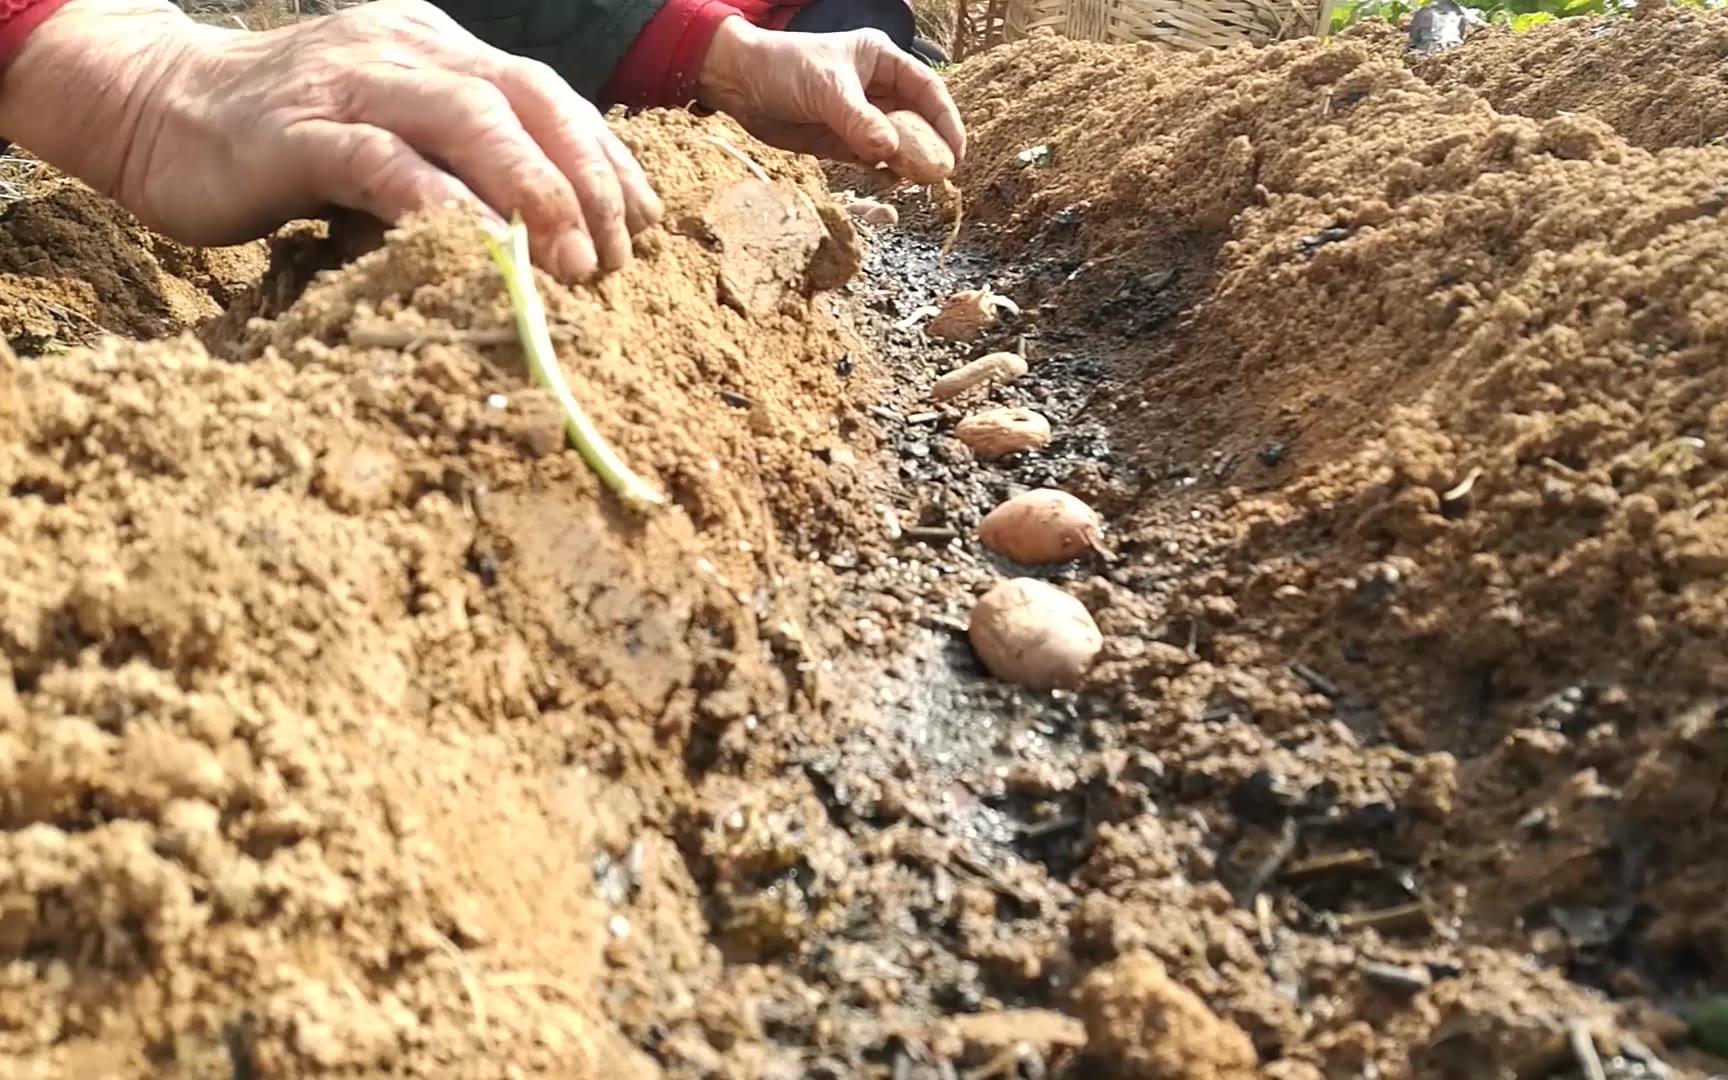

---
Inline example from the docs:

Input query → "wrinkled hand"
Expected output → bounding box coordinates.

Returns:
[697,20,965,170]
[0,0,660,281]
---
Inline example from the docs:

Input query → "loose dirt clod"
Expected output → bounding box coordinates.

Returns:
[1074,955,1258,1079]
[978,488,1103,565]
[703,177,828,317]
[955,406,1052,459]
[931,350,1028,400]
[968,577,1103,689]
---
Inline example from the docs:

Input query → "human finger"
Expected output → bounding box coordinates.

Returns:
[810,35,901,164]
[863,39,967,161]
[598,128,663,235]
[291,118,494,226]
[487,56,660,260]
[343,67,600,280]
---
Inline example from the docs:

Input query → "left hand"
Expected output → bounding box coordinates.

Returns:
[0,0,663,283]
[696,20,965,170]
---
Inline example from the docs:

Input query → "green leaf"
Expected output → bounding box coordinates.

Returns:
[1691,996,1728,1058]
[1511,10,1558,28]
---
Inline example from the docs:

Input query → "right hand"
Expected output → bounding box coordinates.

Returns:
[697,19,966,169]
[0,0,661,282]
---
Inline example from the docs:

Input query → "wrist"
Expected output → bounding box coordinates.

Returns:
[604,0,743,110]
[695,15,758,115]
[0,0,200,202]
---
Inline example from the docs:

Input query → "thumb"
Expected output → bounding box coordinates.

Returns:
[816,66,899,165]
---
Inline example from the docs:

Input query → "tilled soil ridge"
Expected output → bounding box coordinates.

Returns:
[7,17,1728,1079]
[943,26,1728,1076]
[0,179,264,351]
[1416,5,1728,153]
[0,112,874,1078]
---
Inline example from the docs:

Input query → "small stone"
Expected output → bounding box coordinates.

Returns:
[1405,752,1458,821]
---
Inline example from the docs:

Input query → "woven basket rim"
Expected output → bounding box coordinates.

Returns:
[1004,0,1326,47]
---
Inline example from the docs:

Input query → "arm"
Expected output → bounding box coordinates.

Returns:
[0,0,663,280]
[600,0,740,107]
[431,0,966,164]
[432,0,834,110]
[428,0,734,106]
[0,0,74,64]
[0,0,962,285]
[0,0,198,205]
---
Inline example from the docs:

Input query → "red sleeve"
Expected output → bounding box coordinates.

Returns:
[601,0,740,109]
[0,0,74,69]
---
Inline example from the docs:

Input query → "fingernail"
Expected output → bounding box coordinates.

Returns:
[869,126,898,162]
[553,229,598,283]
[596,231,632,274]
[627,193,666,237]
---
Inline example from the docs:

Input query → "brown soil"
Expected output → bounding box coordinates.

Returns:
[0,179,265,351]
[1,111,874,1077]
[946,16,1728,1076]
[8,11,1728,1079]
[1416,4,1728,152]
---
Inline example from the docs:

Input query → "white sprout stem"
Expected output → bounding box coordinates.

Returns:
[484,217,666,512]
[702,136,771,182]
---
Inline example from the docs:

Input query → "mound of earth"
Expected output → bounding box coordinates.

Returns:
[9,13,1728,1079]
[1417,4,1728,152]
[0,178,264,351]
[951,29,1728,704]
[0,111,872,1077]
[943,24,1728,1075]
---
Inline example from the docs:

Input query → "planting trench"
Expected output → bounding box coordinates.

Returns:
[7,10,1728,1078]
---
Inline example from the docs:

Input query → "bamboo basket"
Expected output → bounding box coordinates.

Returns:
[954,0,1011,58]
[1005,0,1068,39]
[999,0,1331,51]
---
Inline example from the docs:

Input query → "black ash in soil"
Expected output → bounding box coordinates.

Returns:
[685,195,1164,1074]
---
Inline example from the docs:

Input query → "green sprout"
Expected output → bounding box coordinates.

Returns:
[483,216,666,513]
